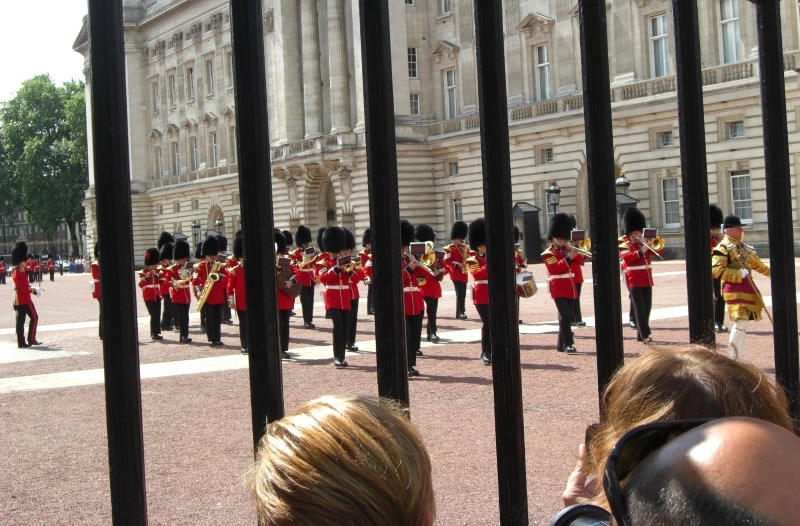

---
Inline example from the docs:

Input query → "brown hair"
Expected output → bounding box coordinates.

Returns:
[587,345,793,507]
[246,394,435,526]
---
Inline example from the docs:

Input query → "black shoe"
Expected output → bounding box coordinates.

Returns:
[642,336,652,344]
[179,337,193,343]
[289,310,296,317]
[426,334,432,342]
[303,322,316,329]
[573,321,586,327]
[346,344,359,352]
[416,349,424,356]
[368,310,375,316]
[519,319,523,324]
[240,347,248,354]
[281,351,291,359]
[151,334,163,341]
[334,358,348,368]
[458,313,468,320]
[222,319,234,325]
[565,345,577,354]
[407,367,419,377]
[18,343,31,349]
[431,334,440,343]
[28,340,43,346]
[628,321,637,329]
[210,340,224,346]
[557,348,565,353]
[716,324,729,333]
[481,352,492,365]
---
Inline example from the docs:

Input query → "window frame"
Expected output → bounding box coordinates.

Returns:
[186,66,196,101]
[209,131,219,168]
[661,177,680,227]
[171,140,180,176]
[649,13,671,78]
[719,0,742,64]
[535,44,551,101]
[205,58,215,95]
[730,171,752,223]
[410,93,420,116]
[452,197,463,221]
[444,69,457,120]
[441,0,452,14]
[408,47,418,78]
[151,80,160,114]
[168,73,177,108]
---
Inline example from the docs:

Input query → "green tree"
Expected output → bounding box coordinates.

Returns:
[0,75,89,256]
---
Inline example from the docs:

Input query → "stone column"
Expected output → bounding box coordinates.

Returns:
[328,0,351,133]
[301,0,323,137]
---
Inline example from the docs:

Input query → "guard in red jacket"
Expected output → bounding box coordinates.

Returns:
[466,218,492,364]
[360,228,374,315]
[541,213,582,354]
[12,242,41,348]
[170,239,193,343]
[415,223,445,344]
[46,254,56,281]
[138,247,164,341]
[443,220,470,320]
[400,220,427,376]
[275,230,300,358]
[192,235,227,346]
[227,232,248,354]
[343,228,366,352]
[90,243,103,340]
[317,226,352,368]
[619,208,663,344]
[293,224,317,329]
[157,232,175,331]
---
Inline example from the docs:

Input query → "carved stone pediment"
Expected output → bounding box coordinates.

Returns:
[202,112,218,126]
[149,129,163,144]
[222,106,235,119]
[181,118,198,130]
[431,41,460,64]
[517,12,555,38]
[633,0,667,8]
[165,124,180,136]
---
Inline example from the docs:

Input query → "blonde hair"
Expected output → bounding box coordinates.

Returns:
[587,345,793,508]
[246,394,435,526]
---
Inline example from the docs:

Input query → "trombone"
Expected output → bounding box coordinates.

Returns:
[562,231,592,258]
[636,229,665,260]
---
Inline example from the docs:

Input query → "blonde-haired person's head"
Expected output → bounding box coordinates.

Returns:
[246,394,435,526]
[587,345,793,508]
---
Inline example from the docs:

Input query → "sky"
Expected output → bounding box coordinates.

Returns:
[1,0,88,103]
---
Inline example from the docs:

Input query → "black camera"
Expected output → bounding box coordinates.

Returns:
[549,504,610,526]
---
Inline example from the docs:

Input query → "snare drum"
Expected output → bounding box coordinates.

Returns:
[516,271,537,298]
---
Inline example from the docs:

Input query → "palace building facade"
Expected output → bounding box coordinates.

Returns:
[74,0,800,259]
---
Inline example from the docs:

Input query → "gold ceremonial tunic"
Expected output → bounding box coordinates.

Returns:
[711,234,770,321]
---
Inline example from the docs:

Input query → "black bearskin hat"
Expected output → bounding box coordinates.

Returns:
[274,229,287,255]
[157,231,174,249]
[201,235,219,257]
[450,220,468,240]
[723,214,743,229]
[322,226,346,253]
[415,224,436,243]
[317,227,327,250]
[234,229,243,240]
[295,225,312,246]
[144,247,160,266]
[467,218,486,251]
[710,205,724,230]
[513,225,521,243]
[174,239,190,260]
[233,236,244,259]
[622,208,647,235]
[282,230,293,248]
[11,241,28,266]
[400,219,416,247]
[548,213,573,241]
[362,228,372,247]
[215,234,227,253]
[48,253,53,259]
[159,242,174,261]
[344,228,356,251]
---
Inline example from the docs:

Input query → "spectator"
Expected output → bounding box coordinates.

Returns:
[246,394,435,526]
[617,417,800,525]
[561,345,793,510]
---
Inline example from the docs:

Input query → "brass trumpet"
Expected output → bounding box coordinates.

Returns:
[637,229,665,260]
[562,238,592,258]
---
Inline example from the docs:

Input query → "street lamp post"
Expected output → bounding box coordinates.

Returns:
[191,221,201,253]
[545,181,561,216]
[214,219,224,236]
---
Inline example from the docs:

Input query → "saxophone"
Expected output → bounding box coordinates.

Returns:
[195,258,225,311]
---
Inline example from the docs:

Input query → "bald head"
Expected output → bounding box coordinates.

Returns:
[624,418,800,525]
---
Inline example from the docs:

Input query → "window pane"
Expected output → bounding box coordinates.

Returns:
[662,178,680,225]
[731,172,752,221]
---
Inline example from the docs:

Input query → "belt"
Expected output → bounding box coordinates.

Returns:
[299,268,314,272]
[627,265,651,270]
[473,280,488,285]
[326,285,349,290]
[403,287,420,292]
[549,273,573,279]
[145,284,160,289]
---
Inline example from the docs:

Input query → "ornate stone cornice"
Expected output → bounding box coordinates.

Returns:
[517,13,555,39]
[431,41,460,64]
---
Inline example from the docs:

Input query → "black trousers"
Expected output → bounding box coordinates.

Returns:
[300,285,315,324]
[475,303,490,356]
[161,296,174,329]
[712,278,726,325]
[15,303,38,346]
[97,298,104,340]
[174,302,189,339]
[424,296,439,337]
[49,270,55,281]
[554,297,575,350]
[238,308,249,349]
[329,308,347,360]
[346,298,359,345]
[405,311,423,367]
[222,292,232,322]
[572,283,583,322]
[278,309,291,353]
[204,303,223,342]
[366,284,374,313]
[145,299,162,337]
[453,280,467,316]
[630,286,653,339]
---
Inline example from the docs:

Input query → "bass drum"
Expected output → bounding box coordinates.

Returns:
[516,271,537,298]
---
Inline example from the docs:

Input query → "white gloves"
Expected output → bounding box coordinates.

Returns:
[740,268,749,279]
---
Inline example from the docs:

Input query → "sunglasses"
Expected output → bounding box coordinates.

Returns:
[602,418,714,526]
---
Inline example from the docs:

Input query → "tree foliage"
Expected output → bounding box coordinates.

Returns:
[0,75,88,253]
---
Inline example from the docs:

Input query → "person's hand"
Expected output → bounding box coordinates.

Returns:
[562,443,598,507]
[740,268,749,279]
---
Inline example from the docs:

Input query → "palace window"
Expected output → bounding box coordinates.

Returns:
[186,66,196,101]
[661,178,680,226]
[408,48,418,78]
[444,69,457,120]
[731,171,752,222]
[453,198,463,221]
[209,131,219,167]
[171,140,180,175]
[168,73,177,107]
[151,80,159,113]
[535,45,550,101]
[650,14,671,78]
[205,58,215,94]
[410,93,420,115]
[719,0,742,64]
[190,137,199,171]
[441,0,451,14]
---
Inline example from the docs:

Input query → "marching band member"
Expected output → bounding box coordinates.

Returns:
[217,234,234,326]
[619,208,663,344]
[541,213,581,354]
[193,235,227,347]
[281,230,297,317]
[275,229,301,358]
[401,219,427,376]
[466,218,491,365]
[91,243,103,340]
[139,247,164,341]
[157,232,175,332]
[317,226,352,368]
[415,223,445,343]
[12,242,41,348]
[444,220,470,320]
[228,231,248,354]
[0,256,6,285]
[344,228,365,352]
[46,254,55,281]
[567,217,588,328]
[170,238,193,343]
[711,214,771,360]
[513,225,526,325]
[360,228,374,315]
[33,256,42,284]
[293,225,317,329]
[709,205,728,333]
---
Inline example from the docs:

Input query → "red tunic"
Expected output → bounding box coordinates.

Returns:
[47,259,55,272]
[91,261,102,300]
[359,248,373,283]
[443,242,469,284]
[541,245,580,299]
[192,259,227,305]
[402,262,426,315]
[419,260,443,299]
[13,268,34,305]
[170,263,193,305]
[138,267,163,302]
[227,263,247,311]
[619,235,661,288]
[317,255,352,310]
[467,252,489,305]
[292,247,317,287]
[158,264,173,299]
[348,267,365,300]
